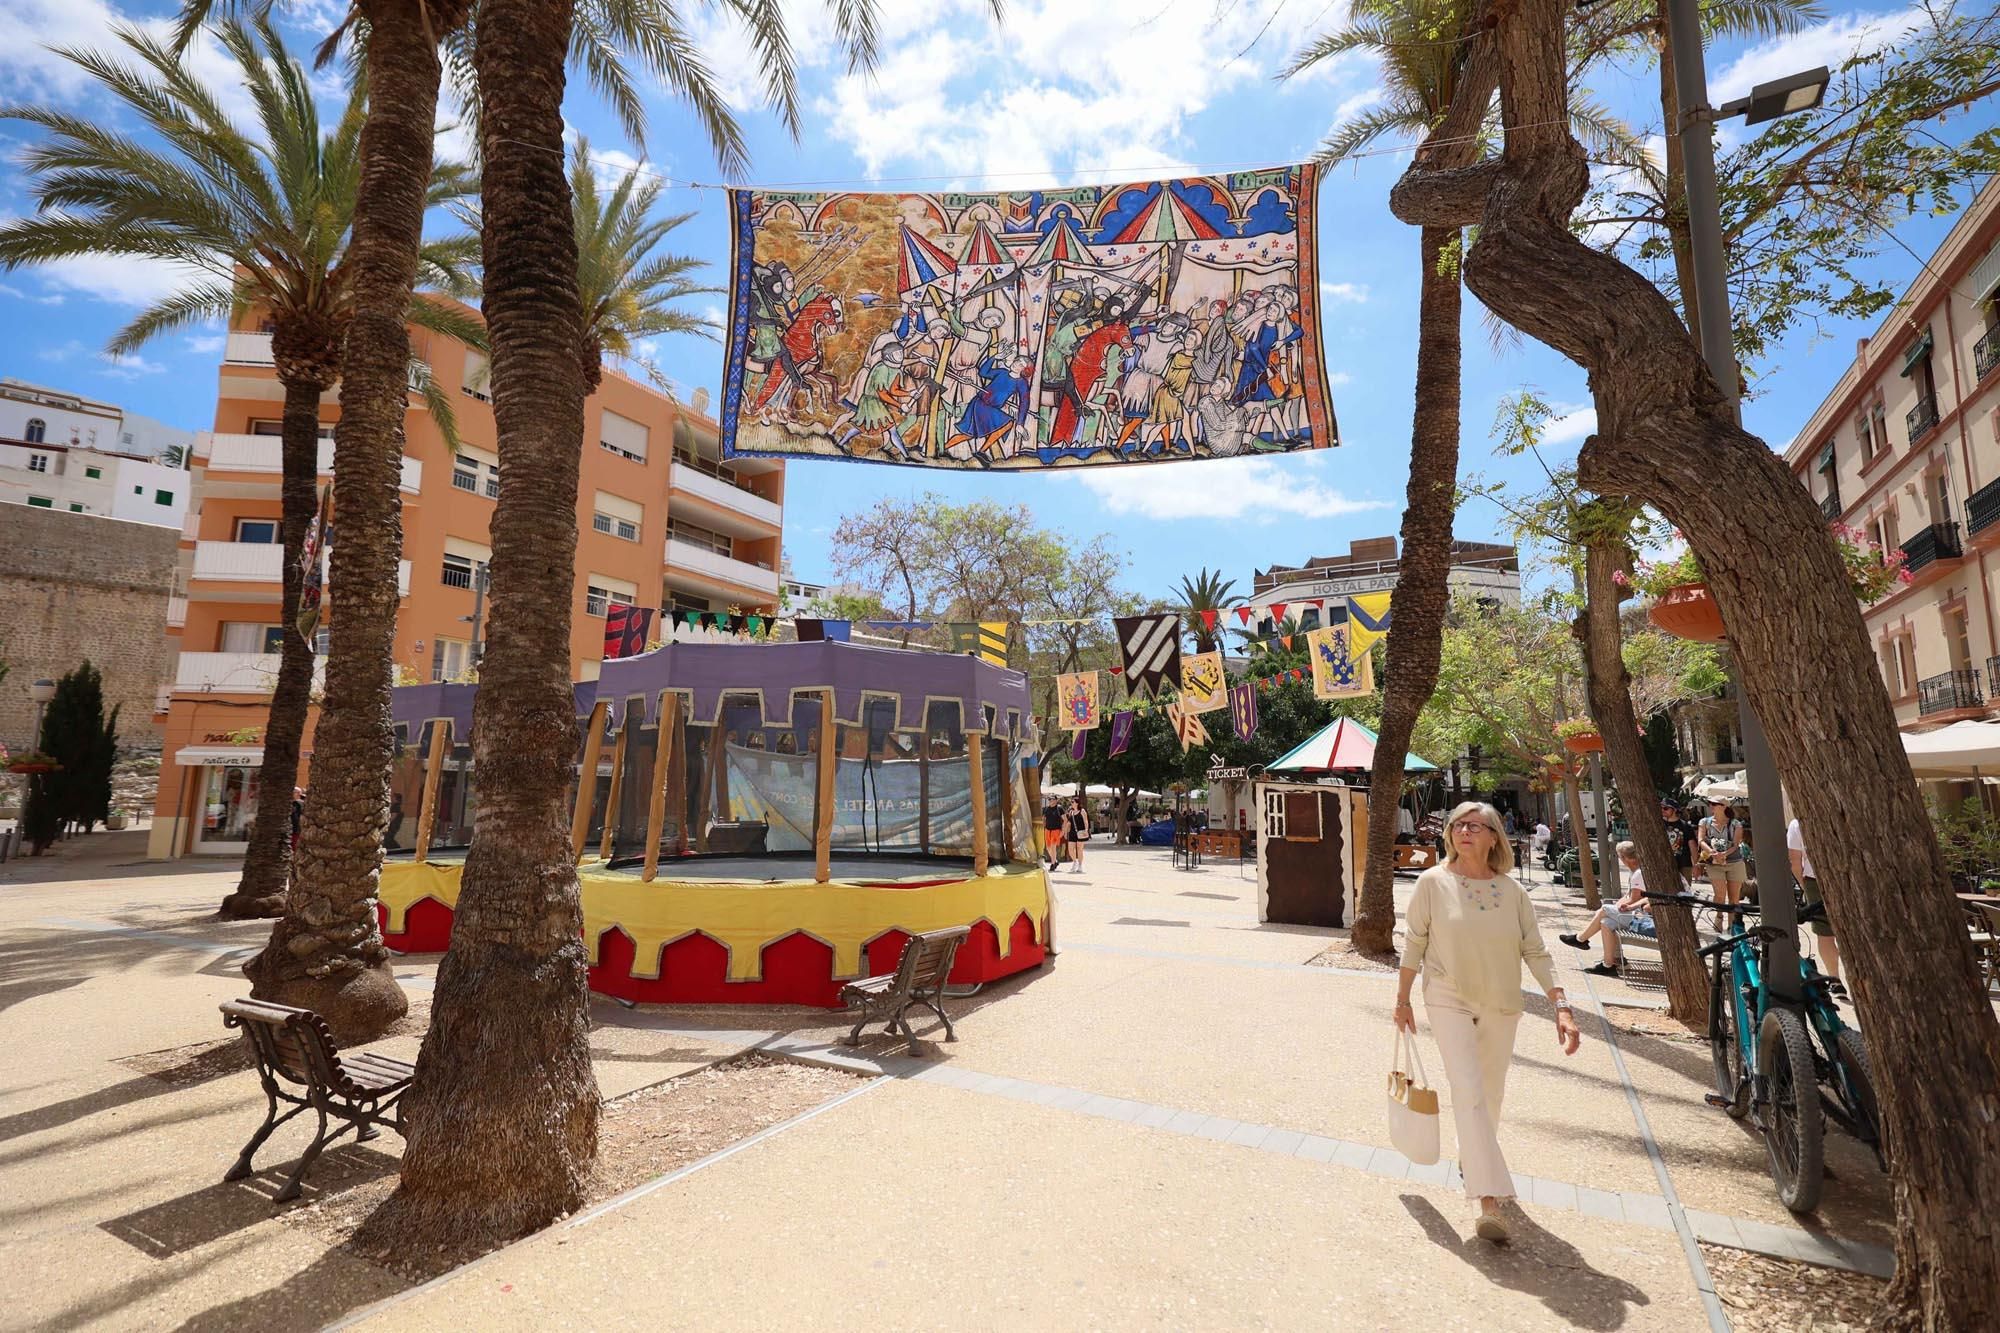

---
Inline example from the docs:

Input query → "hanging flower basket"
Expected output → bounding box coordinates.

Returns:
[6,754,60,775]
[1555,720,1603,754]
[1648,582,1727,643]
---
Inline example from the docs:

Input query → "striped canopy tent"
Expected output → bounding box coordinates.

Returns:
[1024,212,1093,268]
[895,222,958,294]
[1106,183,1226,244]
[1268,717,1437,775]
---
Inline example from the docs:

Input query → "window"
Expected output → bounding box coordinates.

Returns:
[453,447,498,498]
[667,591,711,615]
[1927,470,1952,528]
[27,495,53,508]
[68,503,85,513]
[599,409,649,462]
[84,465,102,480]
[1880,641,1901,694]
[667,518,731,557]
[1869,511,1898,557]
[24,418,46,443]
[1898,637,1918,695]
[249,419,333,439]
[27,453,49,473]
[235,518,280,544]
[585,575,637,617]
[441,553,475,589]
[592,491,643,542]
[461,350,491,402]
[154,488,173,506]
[1946,606,1972,673]
[432,637,473,682]
[441,537,491,590]
[1262,789,1287,839]
[220,622,283,654]
[484,472,500,499]
[133,485,143,495]
[452,456,479,491]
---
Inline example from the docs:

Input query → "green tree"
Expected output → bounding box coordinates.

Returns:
[0,16,477,923]
[26,662,110,848]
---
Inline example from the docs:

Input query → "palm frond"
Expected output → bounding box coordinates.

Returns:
[408,294,489,352]
[1702,0,1824,42]
[411,358,462,448]
[109,280,242,354]
[1317,98,1431,165]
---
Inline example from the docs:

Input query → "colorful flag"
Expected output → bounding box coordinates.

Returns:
[1057,671,1101,730]
[603,604,654,660]
[1309,623,1373,700]
[1115,613,1181,698]
[1070,729,1089,761]
[295,482,331,642]
[1234,606,1254,626]
[1180,650,1227,713]
[1109,710,1135,757]
[948,621,1009,666]
[796,618,852,642]
[1347,592,1393,655]
[1230,682,1259,740]
[1166,696,1209,752]
[721,165,1340,470]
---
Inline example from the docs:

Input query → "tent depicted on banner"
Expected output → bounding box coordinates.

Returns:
[1268,718,1437,777]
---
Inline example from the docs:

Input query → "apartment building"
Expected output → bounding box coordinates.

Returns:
[0,377,194,526]
[149,311,784,857]
[1247,535,1522,635]
[1782,176,2000,732]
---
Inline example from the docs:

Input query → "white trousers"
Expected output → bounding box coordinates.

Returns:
[1424,982,1522,1200]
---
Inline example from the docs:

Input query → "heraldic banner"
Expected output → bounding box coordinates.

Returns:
[1309,623,1373,700]
[721,166,1340,470]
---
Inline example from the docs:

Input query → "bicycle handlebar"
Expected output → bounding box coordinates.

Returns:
[1642,891,1759,914]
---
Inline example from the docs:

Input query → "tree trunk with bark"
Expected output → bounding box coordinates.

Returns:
[394,0,598,1247]
[1578,530,1705,1023]
[1389,4,2000,1322]
[242,0,457,1042]
[1352,223,1463,954]
[220,345,335,920]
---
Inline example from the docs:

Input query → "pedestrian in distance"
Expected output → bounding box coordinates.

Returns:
[1065,797,1089,873]
[1042,796,1066,871]
[1395,801,1581,1244]
[1697,798,1747,922]
[1787,813,1844,995]
[1559,841,1653,975]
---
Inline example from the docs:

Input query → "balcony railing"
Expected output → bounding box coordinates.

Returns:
[1971,477,2000,536]
[192,540,282,582]
[663,535,779,596]
[1902,520,1964,574]
[1976,325,2000,382]
[1819,493,1842,520]
[166,595,187,628]
[1907,395,1941,444]
[669,461,782,528]
[198,433,420,491]
[1918,668,1983,717]
[224,331,275,365]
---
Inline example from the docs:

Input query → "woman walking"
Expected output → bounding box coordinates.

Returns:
[1395,801,1581,1243]
[1065,797,1090,874]
[1697,798,1747,919]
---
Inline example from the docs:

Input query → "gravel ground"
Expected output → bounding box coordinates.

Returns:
[1702,1242,1890,1330]
[1305,937,1401,973]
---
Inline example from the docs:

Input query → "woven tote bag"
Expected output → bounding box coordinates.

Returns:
[1387,1029,1441,1165]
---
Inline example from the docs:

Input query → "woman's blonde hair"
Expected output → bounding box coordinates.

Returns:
[1442,800,1514,874]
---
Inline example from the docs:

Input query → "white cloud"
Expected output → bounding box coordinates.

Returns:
[1326,85,1388,136]
[1327,370,1353,387]
[1711,7,1921,104]
[97,349,163,378]
[1542,405,1597,446]
[38,338,87,362]
[1319,281,1369,304]
[1073,456,1390,523]
[2,1,264,129]
[184,333,225,355]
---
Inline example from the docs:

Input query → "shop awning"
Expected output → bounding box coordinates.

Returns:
[174,746,264,767]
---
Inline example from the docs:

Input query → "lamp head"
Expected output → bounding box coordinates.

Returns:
[1724,66,1830,126]
[29,678,55,705]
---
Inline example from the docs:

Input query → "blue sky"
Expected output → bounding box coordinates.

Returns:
[1,0,1987,606]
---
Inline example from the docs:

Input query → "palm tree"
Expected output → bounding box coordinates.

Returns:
[386,0,887,1251]
[0,17,476,937]
[1174,568,1237,655]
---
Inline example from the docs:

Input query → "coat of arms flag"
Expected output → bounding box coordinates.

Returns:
[1180,651,1227,713]
[1309,623,1373,700]
[720,166,1339,470]
[1058,671,1101,730]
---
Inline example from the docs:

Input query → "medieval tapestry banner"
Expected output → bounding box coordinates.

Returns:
[1180,651,1227,714]
[1057,671,1101,731]
[721,166,1339,470]
[1309,624,1373,701]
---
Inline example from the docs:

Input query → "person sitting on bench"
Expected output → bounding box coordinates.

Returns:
[1558,841,1652,976]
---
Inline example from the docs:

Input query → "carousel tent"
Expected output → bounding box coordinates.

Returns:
[1268,717,1437,776]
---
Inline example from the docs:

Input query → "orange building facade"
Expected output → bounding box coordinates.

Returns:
[149,312,784,858]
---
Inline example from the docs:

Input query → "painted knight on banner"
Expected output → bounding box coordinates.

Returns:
[722,168,1340,470]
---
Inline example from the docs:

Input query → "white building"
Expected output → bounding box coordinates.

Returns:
[1248,535,1522,634]
[0,378,194,527]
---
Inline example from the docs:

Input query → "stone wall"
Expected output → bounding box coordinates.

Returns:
[0,504,176,749]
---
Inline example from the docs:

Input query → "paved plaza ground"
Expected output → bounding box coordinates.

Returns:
[1,829,1899,1331]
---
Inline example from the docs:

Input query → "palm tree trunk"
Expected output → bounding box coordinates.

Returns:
[1351,224,1461,954]
[220,366,326,919]
[1391,3,2000,1319]
[242,0,457,1042]
[1578,530,1705,1022]
[395,0,597,1246]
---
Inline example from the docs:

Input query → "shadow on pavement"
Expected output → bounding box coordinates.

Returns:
[1400,1193,1651,1331]
[101,1144,401,1259]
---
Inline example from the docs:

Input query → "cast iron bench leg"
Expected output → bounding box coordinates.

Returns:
[225,1084,283,1183]
[276,1107,331,1203]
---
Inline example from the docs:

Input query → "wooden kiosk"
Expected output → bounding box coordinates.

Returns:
[1253,778,1367,928]
[375,641,1051,1007]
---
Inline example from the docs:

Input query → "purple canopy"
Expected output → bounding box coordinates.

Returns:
[391,680,598,739]
[594,640,1032,742]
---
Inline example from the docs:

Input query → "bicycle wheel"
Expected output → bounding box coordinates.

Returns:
[1759,1007,1825,1213]
[1708,954,1749,1118]
[1835,1026,1886,1167]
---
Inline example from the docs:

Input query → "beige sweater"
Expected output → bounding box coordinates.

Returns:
[1399,866,1557,1015]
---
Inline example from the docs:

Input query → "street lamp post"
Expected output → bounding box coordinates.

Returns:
[29,678,56,749]
[1664,0,1828,1002]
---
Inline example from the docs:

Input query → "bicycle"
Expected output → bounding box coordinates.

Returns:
[1647,892,1884,1212]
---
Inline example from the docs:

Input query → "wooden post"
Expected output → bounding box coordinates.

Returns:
[597,718,629,862]
[813,689,836,884]
[969,728,989,876]
[570,700,608,861]
[996,738,1015,865]
[413,720,450,863]
[643,693,682,882]
[692,711,719,853]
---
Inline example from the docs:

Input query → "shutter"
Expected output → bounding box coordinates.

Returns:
[587,571,638,600]
[1971,241,2000,305]
[444,536,492,563]
[593,490,644,524]
[1899,329,1934,376]
[600,409,649,460]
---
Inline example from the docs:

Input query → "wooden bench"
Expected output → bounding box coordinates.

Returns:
[220,998,415,1202]
[840,926,970,1055]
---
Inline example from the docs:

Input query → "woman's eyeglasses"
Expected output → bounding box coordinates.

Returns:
[1450,820,1492,833]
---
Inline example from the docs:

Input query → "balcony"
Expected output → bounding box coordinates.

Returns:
[1918,668,1983,717]
[1977,325,2000,382]
[1819,493,1842,521]
[166,595,187,628]
[1971,476,2000,537]
[1902,520,1964,575]
[192,540,282,583]
[663,536,779,597]
[670,461,781,529]
[1906,395,1941,444]
[202,433,422,491]
[224,331,275,365]
[173,651,323,694]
